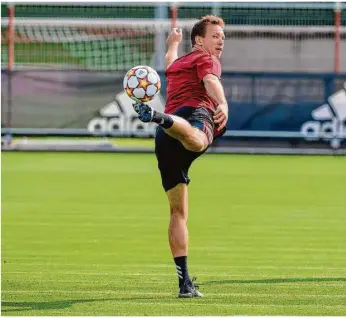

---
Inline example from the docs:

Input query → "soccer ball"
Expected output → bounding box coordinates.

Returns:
[123,65,161,103]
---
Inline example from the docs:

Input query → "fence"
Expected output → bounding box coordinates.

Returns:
[2,2,346,72]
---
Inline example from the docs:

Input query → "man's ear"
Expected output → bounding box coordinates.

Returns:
[195,36,203,46]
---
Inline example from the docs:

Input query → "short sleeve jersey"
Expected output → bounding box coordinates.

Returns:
[164,50,222,114]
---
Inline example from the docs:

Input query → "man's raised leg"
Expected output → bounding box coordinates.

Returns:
[133,103,209,152]
[165,115,209,152]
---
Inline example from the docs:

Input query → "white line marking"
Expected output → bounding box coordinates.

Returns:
[2,262,346,271]
[6,246,346,252]
[3,271,346,278]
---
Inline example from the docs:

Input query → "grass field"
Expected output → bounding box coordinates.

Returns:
[12,137,155,148]
[1,152,346,316]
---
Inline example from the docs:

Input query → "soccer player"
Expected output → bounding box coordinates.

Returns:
[133,15,228,298]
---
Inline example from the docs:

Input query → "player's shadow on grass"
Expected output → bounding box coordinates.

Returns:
[1,296,154,313]
[202,277,346,285]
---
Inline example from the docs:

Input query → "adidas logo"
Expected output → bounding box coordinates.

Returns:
[87,91,165,136]
[301,82,346,148]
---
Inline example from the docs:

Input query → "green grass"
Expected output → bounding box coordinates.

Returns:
[12,137,155,148]
[1,153,346,316]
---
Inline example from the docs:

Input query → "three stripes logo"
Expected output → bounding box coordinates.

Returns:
[301,82,346,148]
[176,265,183,280]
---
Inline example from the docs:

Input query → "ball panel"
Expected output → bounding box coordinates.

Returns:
[146,85,158,97]
[125,87,134,98]
[145,66,156,74]
[138,78,150,89]
[142,96,152,103]
[135,68,148,79]
[147,72,159,84]
[123,76,128,89]
[133,88,146,99]
[127,76,139,89]
[126,68,136,77]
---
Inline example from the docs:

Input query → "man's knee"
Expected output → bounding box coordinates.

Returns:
[182,129,209,152]
[170,206,187,220]
[167,183,188,219]
[169,192,187,219]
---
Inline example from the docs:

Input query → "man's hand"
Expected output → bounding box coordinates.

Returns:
[166,28,182,47]
[213,103,228,131]
[165,28,182,69]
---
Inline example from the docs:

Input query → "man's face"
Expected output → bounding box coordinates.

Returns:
[197,24,225,59]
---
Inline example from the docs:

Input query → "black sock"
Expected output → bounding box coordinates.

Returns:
[152,110,174,129]
[174,256,190,288]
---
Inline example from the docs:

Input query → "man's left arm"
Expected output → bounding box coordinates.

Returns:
[203,74,228,131]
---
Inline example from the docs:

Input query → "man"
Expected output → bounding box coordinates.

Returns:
[133,15,228,298]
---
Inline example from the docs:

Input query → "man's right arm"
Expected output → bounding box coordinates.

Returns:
[165,28,182,70]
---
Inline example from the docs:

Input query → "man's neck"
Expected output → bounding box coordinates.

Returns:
[192,46,206,53]
[192,46,214,56]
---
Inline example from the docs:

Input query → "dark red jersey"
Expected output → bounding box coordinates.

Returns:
[164,50,222,115]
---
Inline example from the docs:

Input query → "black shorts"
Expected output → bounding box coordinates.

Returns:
[155,106,215,192]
